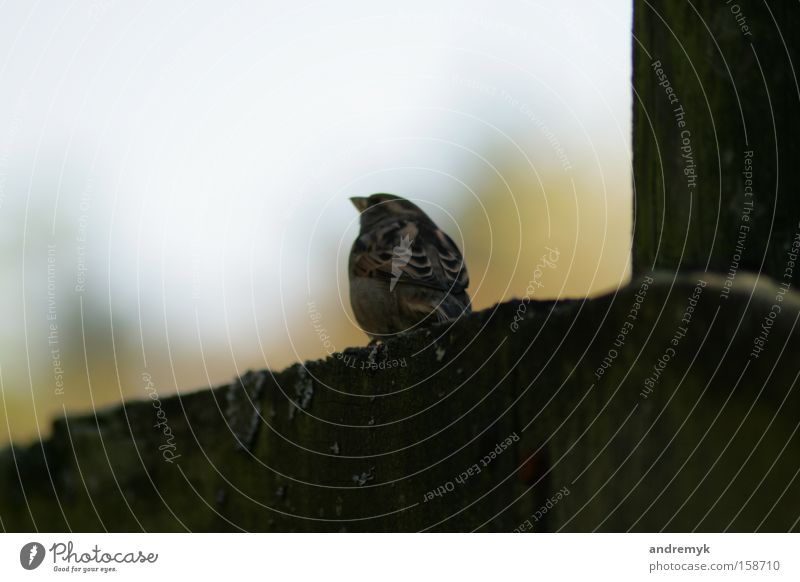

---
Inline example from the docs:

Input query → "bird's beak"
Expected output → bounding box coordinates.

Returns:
[349,197,369,213]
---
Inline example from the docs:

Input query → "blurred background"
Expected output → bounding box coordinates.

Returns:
[0,0,632,445]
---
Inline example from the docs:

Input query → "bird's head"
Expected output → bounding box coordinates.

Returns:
[350,193,429,229]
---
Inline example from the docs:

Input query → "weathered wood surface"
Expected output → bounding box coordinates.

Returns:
[2,274,799,531]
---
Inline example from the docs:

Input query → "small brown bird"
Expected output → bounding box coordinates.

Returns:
[349,193,471,340]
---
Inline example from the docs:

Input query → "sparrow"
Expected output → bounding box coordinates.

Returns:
[348,193,471,340]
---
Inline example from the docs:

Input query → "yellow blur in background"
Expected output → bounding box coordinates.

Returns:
[0,0,631,445]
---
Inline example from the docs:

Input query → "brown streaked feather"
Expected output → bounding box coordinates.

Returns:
[349,218,469,294]
[349,193,472,338]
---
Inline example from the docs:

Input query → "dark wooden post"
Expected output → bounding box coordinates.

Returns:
[633,1,800,285]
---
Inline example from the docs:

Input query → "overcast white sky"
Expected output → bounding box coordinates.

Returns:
[0,0,632,408]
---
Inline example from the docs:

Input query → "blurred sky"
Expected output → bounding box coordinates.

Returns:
[0,0,632,443]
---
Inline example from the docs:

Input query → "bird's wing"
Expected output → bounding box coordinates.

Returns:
[350,219,469,294]
[428,226,470,294]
